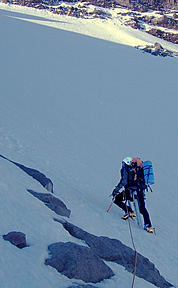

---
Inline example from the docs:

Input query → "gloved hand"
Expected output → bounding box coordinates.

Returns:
[112,186,120,197]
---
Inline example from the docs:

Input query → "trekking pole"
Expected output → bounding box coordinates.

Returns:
[133,191,142,228]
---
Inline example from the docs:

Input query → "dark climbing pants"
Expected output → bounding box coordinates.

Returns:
[114,189,133,213]
[114,189,152,226]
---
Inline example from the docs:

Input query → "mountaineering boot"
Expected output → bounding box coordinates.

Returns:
[122,211,136,220]
[129,211,136,218]
[144,224,154,233]
[122,213,129,220]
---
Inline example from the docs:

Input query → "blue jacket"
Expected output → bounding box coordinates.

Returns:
[116,163,135,191]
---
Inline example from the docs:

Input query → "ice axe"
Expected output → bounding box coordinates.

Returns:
[107,195,115,212]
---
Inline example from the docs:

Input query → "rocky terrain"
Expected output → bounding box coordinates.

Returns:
[1,153,173,287]
[1,0,178,47]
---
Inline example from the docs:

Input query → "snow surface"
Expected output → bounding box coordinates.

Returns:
[0,3,178,288]
[1,3,178,52]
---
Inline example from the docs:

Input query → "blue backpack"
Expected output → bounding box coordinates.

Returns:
[143,161,154,192]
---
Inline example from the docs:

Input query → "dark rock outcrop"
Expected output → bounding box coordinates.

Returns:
[27,189,71,217]
[45,242,114,283]
[147,29,178,45]
[0,154,53,192]
[3,0,178,10]
[10,161,54,192]
[137,42,176,57]
[123,0,178,9]
[54,219,173,288]
[3,231,27,248]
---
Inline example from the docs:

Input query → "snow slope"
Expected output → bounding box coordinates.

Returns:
[1,3,178,52]
[0,4,178,288]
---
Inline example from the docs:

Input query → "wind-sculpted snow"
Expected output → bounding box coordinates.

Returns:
[54,219,173,288]
[0,154,53,192]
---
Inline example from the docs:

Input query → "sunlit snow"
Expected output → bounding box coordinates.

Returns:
[0,3,178,288]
